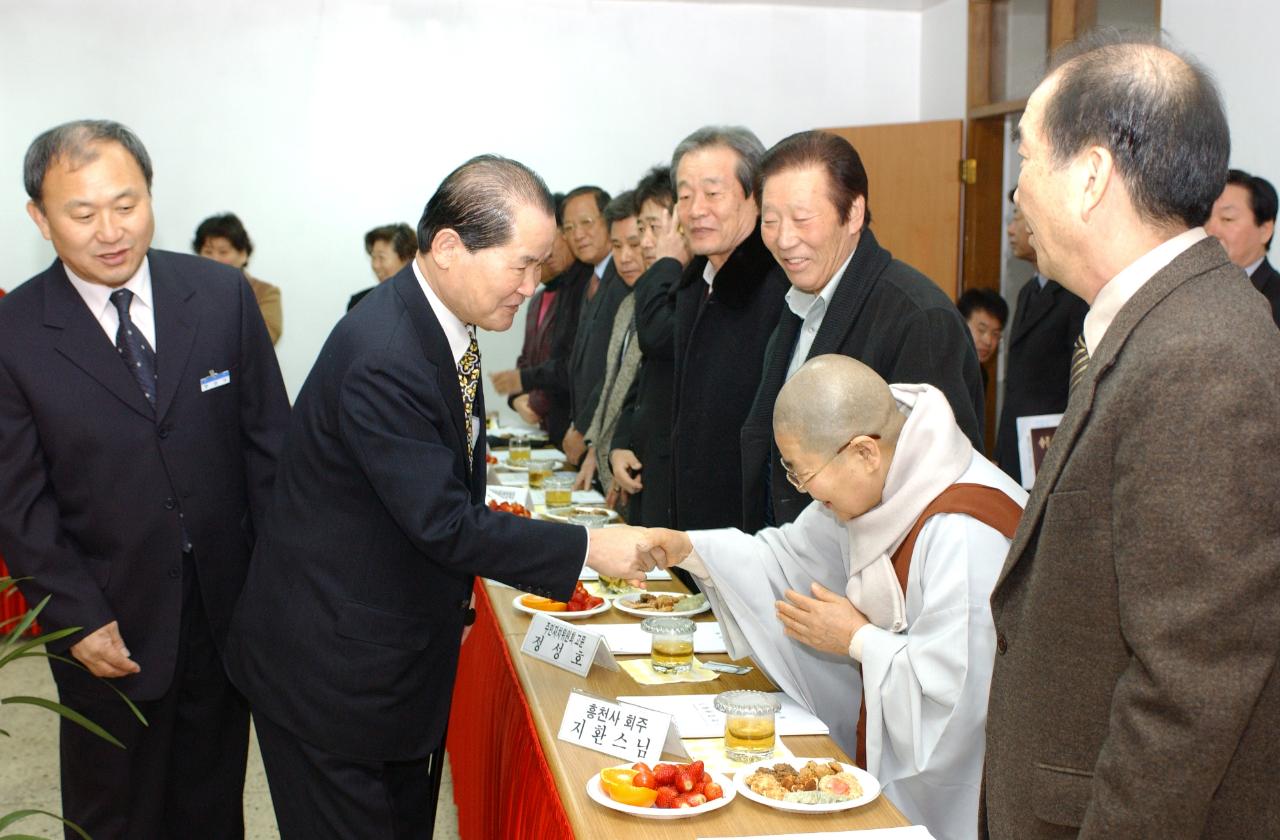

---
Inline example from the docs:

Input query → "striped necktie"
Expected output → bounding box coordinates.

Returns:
[457,327,481,463]
[1069,332,1089,395]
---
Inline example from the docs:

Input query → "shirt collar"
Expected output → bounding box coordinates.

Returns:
[594,253,612,279]
[1245,255,1266,277]
[1083,227,1207,355]
[64,256,153,318]
[785,246,855,320]
[702,260,717,287]
[1035,273,1048,289]
[412,257,472,363]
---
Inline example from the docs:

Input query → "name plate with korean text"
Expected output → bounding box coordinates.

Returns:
[557,689,686,763]
[520,612,618,677]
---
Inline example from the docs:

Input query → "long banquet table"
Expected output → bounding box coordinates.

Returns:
[446,576,910,839]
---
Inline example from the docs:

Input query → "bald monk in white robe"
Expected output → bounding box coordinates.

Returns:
[639,355,1027,840]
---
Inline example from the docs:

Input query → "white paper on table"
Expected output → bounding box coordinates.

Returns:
[698,828,936,840]
[593,622,726,655]
[579,566,671,581]
[491,446,567,464]
[615,692,829,739]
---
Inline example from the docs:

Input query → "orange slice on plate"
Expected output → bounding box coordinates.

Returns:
[600,768,659,807]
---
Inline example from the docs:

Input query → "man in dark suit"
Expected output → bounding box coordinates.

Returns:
[0,120,290,838]
[994,189,1089,486]
[225,155,652,839]
[741,130,985,532]
[668,126,789,532]
[560,186,625,469]
[984,35,1280,838]
[488,197,590,448]
[1206,168,1280,327]
[609,165,689,529]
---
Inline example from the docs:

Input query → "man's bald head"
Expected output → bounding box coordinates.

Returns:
[774,355,904,457]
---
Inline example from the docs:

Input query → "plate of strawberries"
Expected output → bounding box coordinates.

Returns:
[586,760,735,819]
[512,582,609,619]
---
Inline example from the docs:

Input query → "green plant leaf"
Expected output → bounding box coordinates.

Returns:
[1,696,124,748]
[7,652,148,730]
[0,807,92,839]
[1,594,48,648]
[0,804,89,834]
[0,626,82,668]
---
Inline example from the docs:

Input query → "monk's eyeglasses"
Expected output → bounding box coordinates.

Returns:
[781,434,880,493]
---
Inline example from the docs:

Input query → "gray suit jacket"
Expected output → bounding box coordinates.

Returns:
[983,236,1280,839]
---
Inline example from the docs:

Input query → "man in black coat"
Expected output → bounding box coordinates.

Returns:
[741,131,985,532]
[668,126,789,531]
[0,120,290,838]
[994,190,1089,485]
[609,166,689,529]
[1206,168,1280,327]
[225,156,651,839]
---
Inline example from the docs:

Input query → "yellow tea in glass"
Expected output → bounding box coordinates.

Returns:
[715,690,782,761]
[544,473,574,507]
[527,460,553,488]
[508,435,531,465]
[642,617,696,674]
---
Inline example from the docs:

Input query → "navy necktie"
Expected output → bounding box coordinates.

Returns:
[110,289,157,408]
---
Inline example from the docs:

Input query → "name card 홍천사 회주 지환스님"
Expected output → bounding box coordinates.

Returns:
[557,690,687,763]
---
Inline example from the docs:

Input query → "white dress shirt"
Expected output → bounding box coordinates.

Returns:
[1083,227,1208,355]
[594,253,613,279]
[784,249,855,380]
[1245,255,1265,278]
[412,257,470,364]
[702,260,717,288]
[65,258,157,350]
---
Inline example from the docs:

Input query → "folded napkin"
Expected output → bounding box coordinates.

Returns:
[620,657,719,685]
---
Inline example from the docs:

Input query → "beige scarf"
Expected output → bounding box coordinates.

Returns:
[843,383,973,631]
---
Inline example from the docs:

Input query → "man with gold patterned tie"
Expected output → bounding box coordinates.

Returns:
[227,155,654,838]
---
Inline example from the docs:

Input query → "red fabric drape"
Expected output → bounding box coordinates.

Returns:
[0,556,41,637]
[447,581,574,840]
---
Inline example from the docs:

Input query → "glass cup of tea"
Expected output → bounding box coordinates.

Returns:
[527,459,555,489]
[543,473,575,508]
[507,435,531,465]
[714,690,781,761]
[642,616,696,674]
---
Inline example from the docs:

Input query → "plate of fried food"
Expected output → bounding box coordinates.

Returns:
[512,582,609,619]
[586,760,734,820]
[733,758,880,813]
[612,592,710,618]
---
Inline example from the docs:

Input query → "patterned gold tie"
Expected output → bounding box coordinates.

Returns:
[1069,332,1090,395]
[457,327,481,464]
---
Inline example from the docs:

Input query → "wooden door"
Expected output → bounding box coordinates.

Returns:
[822,120,965,300]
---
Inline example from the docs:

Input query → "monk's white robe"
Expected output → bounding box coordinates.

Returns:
[687,453,1025,840]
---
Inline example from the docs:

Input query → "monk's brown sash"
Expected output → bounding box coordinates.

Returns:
[854,483,1023,769]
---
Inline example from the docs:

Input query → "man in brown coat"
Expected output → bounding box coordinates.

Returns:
[983,33,1280,839]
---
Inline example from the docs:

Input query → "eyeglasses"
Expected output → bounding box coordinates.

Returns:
[781,433,880,493]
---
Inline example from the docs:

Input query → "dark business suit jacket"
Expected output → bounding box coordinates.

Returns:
[1249,257,1280,327]
[983,237,1280,839]
[611,257,681,527]
[0,251,289,700]
[515,261,590,446]
[740,229,985,532]
[671,229,788,531]
[569,261,626,442]
[226,265,586,762]
[994,275,1089,484]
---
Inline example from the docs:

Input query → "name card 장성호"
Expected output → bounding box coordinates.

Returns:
[520,612,618,677]
[557,689,687,764]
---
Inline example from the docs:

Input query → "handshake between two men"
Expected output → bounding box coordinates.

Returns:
[584,525,693,582]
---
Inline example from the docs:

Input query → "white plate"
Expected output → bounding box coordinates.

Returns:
[613,593,712,618]
[511,593,610,620]
[539,505,622,524]
[733,758,881,813]
[585,764,735,820]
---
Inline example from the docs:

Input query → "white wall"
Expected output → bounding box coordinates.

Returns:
[919,0,967,120]
[1,0,934,410]
[1162,0,1280,193]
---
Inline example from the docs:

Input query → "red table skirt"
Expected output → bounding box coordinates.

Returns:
[0,556,40,637]
[447,581,574,840]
